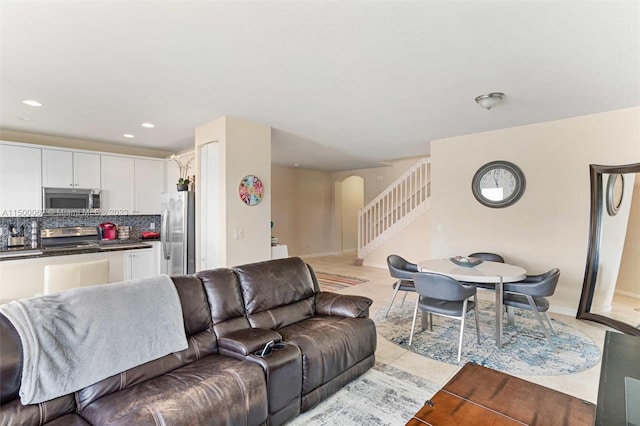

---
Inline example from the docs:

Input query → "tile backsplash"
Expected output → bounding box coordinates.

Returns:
[0,215,160,248]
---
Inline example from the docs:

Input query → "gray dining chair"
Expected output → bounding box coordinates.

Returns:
[468,252,504,290]
[503,268,560,349]
[409,272,480,363]
[384,255,419,317]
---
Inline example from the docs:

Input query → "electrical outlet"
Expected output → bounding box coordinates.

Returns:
[150,223,155,230]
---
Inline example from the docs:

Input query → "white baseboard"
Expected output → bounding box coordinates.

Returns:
[362,261,387,269]
[301,251,343,259]
[615,289,640,299]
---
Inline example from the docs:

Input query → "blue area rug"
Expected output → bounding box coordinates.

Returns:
[374,301,600,376]
[289,362,438,426]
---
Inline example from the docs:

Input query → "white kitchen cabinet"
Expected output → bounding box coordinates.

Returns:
[0,144,42,216]
[100,156,164,215]
[134,159,164,214]
[124,248,156,280]
[100,155,135,214]
[42,149,101,189]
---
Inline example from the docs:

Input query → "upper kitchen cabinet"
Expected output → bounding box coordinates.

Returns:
[101,155,135,214]
[0,144,42,216]
[42,149,101,189]
[100,156,164,215]
[134,159,164,214]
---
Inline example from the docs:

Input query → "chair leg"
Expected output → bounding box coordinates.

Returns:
[457,300,468,363]
[525,295,555,350]
[543,312,556,335]
[400,291,409,307]
[507,306,515,326]
[409,298,420,347]
[473,295,480,344]
[429,313,433,332]
[384,281,402,317]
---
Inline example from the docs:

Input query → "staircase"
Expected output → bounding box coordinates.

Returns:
[358,158,431,258]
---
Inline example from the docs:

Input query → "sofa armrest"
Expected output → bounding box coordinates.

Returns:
[315,292,373,318]
[218,328,282,356]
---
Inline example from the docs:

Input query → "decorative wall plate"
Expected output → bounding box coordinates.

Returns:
[239,175,264,206]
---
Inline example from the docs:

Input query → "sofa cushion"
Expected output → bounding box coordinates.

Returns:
[277,315,377,394]
[315,292,373,318]
[0,394,76,426]
[196,268,251,337]
[79,355,268,426]
[233,257,316,329]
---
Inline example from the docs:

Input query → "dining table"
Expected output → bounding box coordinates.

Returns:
[419,258,526,347]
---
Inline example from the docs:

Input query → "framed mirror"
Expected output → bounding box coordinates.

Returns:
[577,162,640,335]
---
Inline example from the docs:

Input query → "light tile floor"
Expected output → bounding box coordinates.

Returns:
[303,253,615,404]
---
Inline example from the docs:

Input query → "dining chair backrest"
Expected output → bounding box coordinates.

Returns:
[387,255,419,280]
[413,272,476,302]
[504,268,560,297]
[469,252,505,263]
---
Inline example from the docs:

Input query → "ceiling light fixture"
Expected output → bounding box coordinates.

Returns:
[123,134,135,138]
[475,92,505,110]
[22,100,42,107]
[141,123,155,128]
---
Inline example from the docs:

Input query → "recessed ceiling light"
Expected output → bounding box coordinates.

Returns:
[18,117,31,121]
[141,123,155,128]
[123,134,135,138]
[22,100,42,107]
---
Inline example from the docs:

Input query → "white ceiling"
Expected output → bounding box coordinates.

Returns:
[1,1,638,171]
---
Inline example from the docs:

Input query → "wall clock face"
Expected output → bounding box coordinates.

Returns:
[472,161,526,208]
[605,173,624,216]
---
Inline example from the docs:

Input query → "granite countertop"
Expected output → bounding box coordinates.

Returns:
[0,240,157,261]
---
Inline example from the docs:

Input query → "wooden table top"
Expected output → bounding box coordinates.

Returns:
[407,363,595,426]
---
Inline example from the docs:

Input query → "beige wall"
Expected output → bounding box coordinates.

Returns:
[617,175,640,296]
[271,166,333,257]
[272,158,429,258]
[363,210,431,268]
[1,129,173,158]
[340,176,364,252]
[333,156,427,205]
[195,116,271,268]
[431,107,640,315]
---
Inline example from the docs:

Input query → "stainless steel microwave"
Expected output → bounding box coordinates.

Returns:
[42,187,101,215]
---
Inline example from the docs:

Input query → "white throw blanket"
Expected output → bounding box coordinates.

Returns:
[0,274,188,404]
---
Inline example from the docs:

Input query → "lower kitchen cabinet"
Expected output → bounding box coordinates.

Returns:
[123,248,157,280]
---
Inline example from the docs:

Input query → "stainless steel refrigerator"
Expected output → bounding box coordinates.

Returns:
[160,191,195,275]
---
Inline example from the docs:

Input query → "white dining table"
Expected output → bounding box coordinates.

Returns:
[418,259,526,347]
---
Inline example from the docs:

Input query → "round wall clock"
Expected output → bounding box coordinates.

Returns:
[605,173,624,216]
[239,175,264,206]
[471,160,526,208]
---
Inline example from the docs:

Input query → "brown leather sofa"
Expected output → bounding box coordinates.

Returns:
[0,257,376,426]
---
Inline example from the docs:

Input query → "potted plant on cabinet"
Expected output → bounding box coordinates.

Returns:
[170,154,194,191]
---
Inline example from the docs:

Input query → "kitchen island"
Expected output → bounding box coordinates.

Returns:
[0,240,161,302]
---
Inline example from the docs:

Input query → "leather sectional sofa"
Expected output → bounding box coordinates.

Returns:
[0,257,376,425]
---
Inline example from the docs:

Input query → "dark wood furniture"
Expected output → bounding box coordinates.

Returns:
[407,363,595,425]
[596,331,640,425]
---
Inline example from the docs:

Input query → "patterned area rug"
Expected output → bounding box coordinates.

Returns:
[315,272,368,292]
[289,363,438,425]
[374,302,600,376]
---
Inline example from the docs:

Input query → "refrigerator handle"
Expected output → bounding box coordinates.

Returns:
[162,210,170,260]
